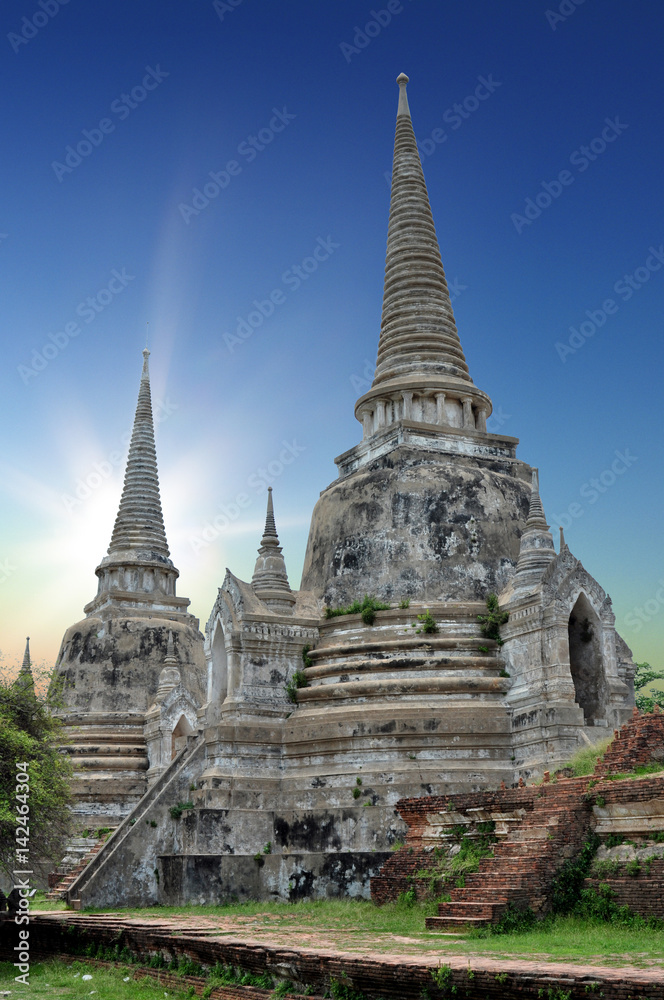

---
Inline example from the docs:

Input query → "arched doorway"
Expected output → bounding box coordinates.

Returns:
[568,593,604,724]
[171,714,194,759]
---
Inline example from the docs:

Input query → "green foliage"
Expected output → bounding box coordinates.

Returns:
[495,972,509,984]
[263,840,272,854]
[550,835,601,914]
[285,669,308,703]
[604,833,625,848]
[0,667,73,879]
[477,592,509,644]
[473,903,536,936]
[595,795,605,808]
[325,595,390,624]
[253,852,265,867]
[430,963,455,995]
[352,786,361,799]
[590,857,622,878]
[561,736,612,777]
[412,609,439,634]
[399,598,410,609]
[625,858,641,877]
[634,661,664,712]
[169,801,194,820]
[302,644,314,668]
[329,975,368,999]
[415,828,496,898]
[477,645,489,653]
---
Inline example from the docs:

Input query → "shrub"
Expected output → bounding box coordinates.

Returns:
[477,593,509,644]
[169,801,194,820]
[285,669,308,703]
[412,609,438,634]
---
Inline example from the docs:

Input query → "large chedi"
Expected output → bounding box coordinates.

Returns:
[302,74,530,606]
[59,75,635,910]
[51,350,206,829]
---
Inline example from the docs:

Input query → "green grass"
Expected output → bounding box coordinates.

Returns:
[563,737,612,776]
[0,959,193,998]
[32,890,69,911]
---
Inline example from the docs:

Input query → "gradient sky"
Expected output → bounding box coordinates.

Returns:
[1,0,663,678]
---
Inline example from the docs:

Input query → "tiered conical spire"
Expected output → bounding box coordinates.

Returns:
[86,349,192,622]
[512,469,556,595]
[373,73,471,387]
[15,637,35,693]
[108,349,170,558]
[251,489,295,613]
[349,76,494,460]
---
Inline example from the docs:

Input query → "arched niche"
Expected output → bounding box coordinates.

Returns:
[568,593,605,724]
[171,713,194,759]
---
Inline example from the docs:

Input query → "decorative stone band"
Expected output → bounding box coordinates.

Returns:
[354,378,492,441]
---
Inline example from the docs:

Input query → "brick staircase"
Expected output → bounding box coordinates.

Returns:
[425,777,591,930]
[46,830,117,901]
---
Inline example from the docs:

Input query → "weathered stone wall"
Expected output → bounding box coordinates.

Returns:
[301,444,532,605]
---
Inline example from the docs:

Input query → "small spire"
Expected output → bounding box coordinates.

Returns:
[559,526,566,550]
[396,72,410,118]
[164,630,177,665]
[251,490,295,613]
[156,630,180,702]
[15,637,35,694]
[262,487,278,541]
[525,469,549,530]
[512,468,556,596]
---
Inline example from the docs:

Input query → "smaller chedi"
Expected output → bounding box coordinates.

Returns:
[50,350,206,830]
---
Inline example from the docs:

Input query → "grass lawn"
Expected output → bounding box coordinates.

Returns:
[0,960,192,999]
[69,899,664,967]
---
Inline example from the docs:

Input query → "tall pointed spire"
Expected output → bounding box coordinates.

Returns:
[512,469,556,596]
[15,637,35,694]
[252,489,296,613]
[349,75,494,461]
[85,349,193,622]
[374,73,470,386]
[108,349,170,558]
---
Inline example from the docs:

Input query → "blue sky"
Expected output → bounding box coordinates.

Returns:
[1,0,663,675]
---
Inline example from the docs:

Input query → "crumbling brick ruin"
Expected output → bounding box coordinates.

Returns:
[372,709,664,926]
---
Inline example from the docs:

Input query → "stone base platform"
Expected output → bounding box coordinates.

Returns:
[14,912,664,999]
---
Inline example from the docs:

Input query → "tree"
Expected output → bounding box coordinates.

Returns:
[0,667,72,882]
[634,661,664,713]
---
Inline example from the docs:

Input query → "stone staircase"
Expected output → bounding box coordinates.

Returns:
[425,777,591,930]
[46,830,116,901]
